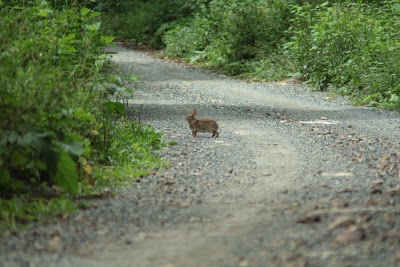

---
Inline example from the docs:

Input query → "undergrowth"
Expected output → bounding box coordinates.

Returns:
[161,0,399,110]
[0,1,168,232]
[162,0,295,81]
[285,1,400,109]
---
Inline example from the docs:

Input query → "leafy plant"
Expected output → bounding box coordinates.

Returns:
[91,119,168,188]
[0,0,170,232]
[163,0,296,80]
[285,1,400,109]
[0,1,109,196]
[96,0,198,45]
[0,0,108,229]
[0,197,76,232]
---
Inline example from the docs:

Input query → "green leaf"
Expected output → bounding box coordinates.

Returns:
[39,10,48,17]
[73,108,96,122]
[0,130,19,146]
[60,33,76,43]
[60,45,77,54]
[102,36,116,43]
[81,7,90,16]
[88,11,102,19]
[103,102,125,114]
[85,22,101,32]
[129,75,139,82]
[355,93,379,106]
[0,166,10,186]
[10,150,29,168]
[19,131,53,154]
[56,140,86,159]
[53,150,78,194]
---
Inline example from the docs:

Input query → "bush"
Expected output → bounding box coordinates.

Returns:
[96,0,198,46]
[285,1,400,109]
[163,0,295,79]
[0,1,170,230]
[0,1,112,196]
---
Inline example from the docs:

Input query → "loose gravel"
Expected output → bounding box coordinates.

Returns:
[1,45,400,267]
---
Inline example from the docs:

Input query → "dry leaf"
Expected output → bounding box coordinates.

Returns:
[329,216,356,232]
[334,225,365,244]
[371,179,385,185]
[340,188,358,193]
[297,215,321,224]
[350,156,363,163]
[387,187,400,196]
[370,187,383,194]
[364,199,389,207]
[286,253,307,267]
[237,257,249,267]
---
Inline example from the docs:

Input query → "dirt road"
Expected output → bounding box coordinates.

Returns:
[2,46,400,267]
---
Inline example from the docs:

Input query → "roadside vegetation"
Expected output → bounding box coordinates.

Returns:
[99,0,400,111]
[0,0,167,231]
[2,0,399,232]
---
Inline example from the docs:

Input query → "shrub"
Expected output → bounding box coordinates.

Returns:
[163,0,295,78]
[0,1,170,230]
[96,0,198,46]
[0,1,110,196]
[285,1,400,109]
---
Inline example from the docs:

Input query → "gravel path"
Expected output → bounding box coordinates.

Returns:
[1,45,400,267]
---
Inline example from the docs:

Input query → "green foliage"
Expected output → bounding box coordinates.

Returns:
[93,121,167,187]
[285,1,400,109]
[0,130,89,195]
[0,1,169,231]
[90,73,137,163]
[110,122,165,166]
[0,197,76,232]
[94,0,400,108]
[0,0,109,196]
[163,0,296,79]
[96,0,198,45]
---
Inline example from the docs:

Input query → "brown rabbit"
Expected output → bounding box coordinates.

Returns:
[185,108,219,138]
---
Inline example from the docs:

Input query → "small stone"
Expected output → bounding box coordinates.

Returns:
[33,241,45,251]
[46,236,62,252]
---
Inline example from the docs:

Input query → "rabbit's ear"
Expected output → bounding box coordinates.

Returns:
[192,109,197,117]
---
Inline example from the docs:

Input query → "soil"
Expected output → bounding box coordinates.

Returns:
[1,45,400,267]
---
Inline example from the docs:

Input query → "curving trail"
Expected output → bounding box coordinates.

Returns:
[2,46,400,267]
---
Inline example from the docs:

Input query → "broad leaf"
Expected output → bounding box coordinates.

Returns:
[81,7,90,16]
[102,36,116,44]
[0,166,10,186]
[88,11,102,19]
[73,108,96,122]
[85,22,101,32]
[19,131,53,154]
[53,150,78,194]
[56,140,85,159]
[103,102,125,115]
